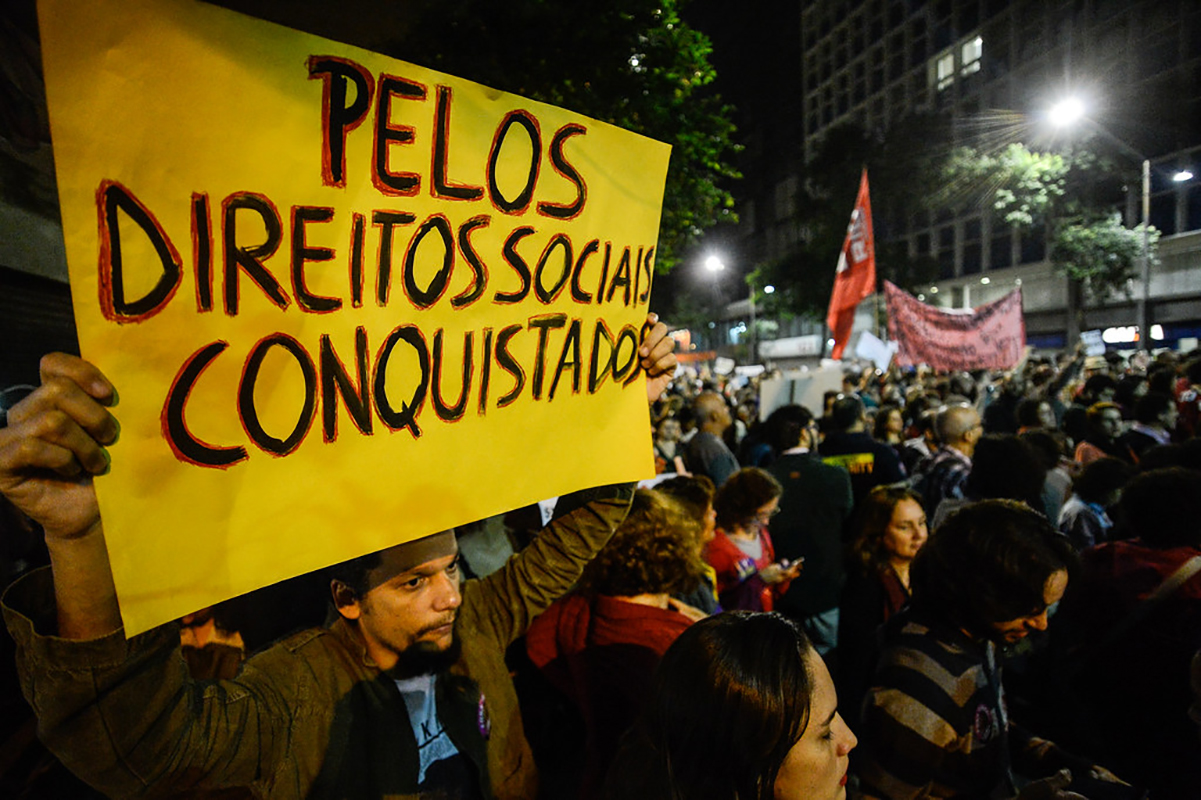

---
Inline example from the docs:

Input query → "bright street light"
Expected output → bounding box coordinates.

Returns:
[1048,96,1163,351]
[1048,97,1085,128]
[1174,170,1195,182]
[763,284,776,294]
[704,255,725,273]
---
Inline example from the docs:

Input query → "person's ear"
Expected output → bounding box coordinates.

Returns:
[331,580,363,620]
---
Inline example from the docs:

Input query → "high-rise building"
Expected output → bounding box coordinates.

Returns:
[781,0,1201,349]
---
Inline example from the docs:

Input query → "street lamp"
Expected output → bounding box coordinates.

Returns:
[1046,97,1192,351]
[700,254,726,351]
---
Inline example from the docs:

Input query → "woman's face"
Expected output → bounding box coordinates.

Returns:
[881,498,928,561]
[743,497,780,536]
[886,409,905,434]
[1037,402,1057,430]
[774,650,857,800]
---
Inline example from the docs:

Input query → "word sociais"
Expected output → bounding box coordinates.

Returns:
[97,56,656,468]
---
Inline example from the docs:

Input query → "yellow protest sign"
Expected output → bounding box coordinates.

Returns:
[38,0,671,635]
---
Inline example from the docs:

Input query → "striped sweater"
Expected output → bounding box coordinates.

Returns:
[855,610,1066,799]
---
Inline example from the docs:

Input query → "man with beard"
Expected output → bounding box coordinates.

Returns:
[0,318,677,800]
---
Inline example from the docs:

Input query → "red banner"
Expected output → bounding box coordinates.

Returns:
[826,168,876,360]
[885,281,1025,371]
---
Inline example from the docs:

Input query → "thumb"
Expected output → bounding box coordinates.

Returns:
[1045,768,1073,790]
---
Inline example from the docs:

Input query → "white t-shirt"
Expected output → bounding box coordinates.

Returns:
[394,674,478,798]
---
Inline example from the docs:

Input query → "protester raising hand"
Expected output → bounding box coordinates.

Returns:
[639,312,677,404]
[0,352,116,539]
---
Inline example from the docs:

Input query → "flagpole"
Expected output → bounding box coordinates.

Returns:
[874,269,881,342]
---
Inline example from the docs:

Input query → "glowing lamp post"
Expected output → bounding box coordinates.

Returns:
[1048,98,1193,350]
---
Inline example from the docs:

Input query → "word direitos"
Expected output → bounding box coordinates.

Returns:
[98,181,654,322]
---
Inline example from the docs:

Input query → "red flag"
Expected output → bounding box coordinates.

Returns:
[826,168,876,360]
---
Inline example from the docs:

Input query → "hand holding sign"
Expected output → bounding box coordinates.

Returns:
[0,353,125,638]
[639,313,678,404]
[0,354,116,540]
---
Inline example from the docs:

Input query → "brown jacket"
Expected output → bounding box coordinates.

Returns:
[3,483,633,799]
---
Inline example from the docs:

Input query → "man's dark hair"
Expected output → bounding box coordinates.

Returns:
[1082,373,1118,400]
[1137,444,1185,472]
[1117,468,1201,548]
[326,552,384,599]
[1020,429,1067,470]
[964,435,1047,508]
[1071,457,1134,505]
[764,404,814,452]
[911,500,1077,637]
[656,474,717,520]
[830,395,865,432]
[1133,391,1174,425]
[1114,375,1148,411]
[1146,366,1175,395]
[714,468,782,531]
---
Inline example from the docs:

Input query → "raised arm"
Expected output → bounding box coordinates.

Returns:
[0,353,121,638]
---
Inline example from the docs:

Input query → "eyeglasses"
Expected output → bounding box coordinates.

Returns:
[754,507,782,523]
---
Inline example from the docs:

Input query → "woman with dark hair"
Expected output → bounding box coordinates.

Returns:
[1015,397,1058,433]
[525,489,708,797]
[872,404,905,445]
[837,485,928,725]
[603,612,857,800]
[707,468,800,611]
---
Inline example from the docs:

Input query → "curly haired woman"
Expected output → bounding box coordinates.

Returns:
[525,488,709,798]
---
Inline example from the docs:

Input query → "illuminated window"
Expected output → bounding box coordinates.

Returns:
[960,36,982,76]
[936,52,954,90]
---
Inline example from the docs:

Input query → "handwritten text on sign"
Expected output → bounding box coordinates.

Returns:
[40,0,671,634]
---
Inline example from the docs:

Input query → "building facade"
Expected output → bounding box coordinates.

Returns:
[736,0,1201,354]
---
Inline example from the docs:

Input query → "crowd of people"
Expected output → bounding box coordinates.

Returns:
[2,333,1201,799]
[635,346,1201,799]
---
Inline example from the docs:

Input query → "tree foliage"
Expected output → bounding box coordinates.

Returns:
[939,143,1068,228]
[1051,215,1159,301]
[939,141,1158,303]
[367,0,740,273]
